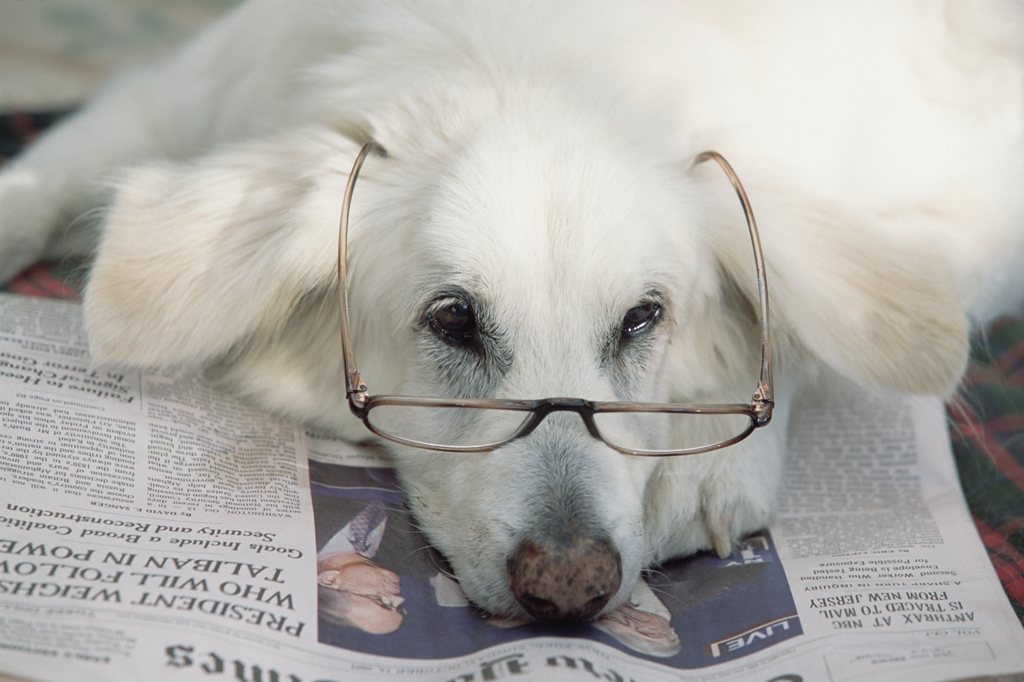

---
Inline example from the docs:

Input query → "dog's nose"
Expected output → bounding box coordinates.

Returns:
[507,536,622,620]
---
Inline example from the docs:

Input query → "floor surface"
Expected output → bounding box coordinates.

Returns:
[0,0,240,109]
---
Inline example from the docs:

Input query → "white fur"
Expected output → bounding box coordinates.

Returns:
[1,0,1023,618]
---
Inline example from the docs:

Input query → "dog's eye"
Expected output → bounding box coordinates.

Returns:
[622,302,661,336]
[429,301,476,340]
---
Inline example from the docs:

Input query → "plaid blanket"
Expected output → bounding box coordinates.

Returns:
[3,112,1023,626]
[951,317,1024,622]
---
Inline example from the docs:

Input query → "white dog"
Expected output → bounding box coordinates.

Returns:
[1,0,1023,621]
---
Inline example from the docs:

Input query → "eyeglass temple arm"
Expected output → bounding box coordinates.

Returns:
[695,151,774,424]
[338,141,385,406]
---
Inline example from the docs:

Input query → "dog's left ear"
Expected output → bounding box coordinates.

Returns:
[84,129,364,367]
[709,181,969,397]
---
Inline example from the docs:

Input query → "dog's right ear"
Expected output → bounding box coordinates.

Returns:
[709,180,969,398]
[84,129,366,367]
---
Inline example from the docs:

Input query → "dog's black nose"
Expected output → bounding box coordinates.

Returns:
[507,536,622,620]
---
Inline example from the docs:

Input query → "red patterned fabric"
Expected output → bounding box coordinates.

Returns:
[5,263,81,300]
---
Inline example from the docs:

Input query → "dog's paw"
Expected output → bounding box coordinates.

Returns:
[642,432,785,564]
[700,445,783,559]
[702,502,764,560]
[0,159,91,283]
[704,510,738,560]
[0,168,60,282]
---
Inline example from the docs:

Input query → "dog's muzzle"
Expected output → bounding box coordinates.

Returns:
[507,535,622,620]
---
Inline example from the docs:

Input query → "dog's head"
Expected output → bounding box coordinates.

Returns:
[83,87,969,620]
[337,123,740,619]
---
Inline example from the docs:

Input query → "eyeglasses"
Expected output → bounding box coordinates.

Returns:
[337,143,773,456]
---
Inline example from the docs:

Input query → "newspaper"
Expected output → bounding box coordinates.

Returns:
[0,292,1022,682]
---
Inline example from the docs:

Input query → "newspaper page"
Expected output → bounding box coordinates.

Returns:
[0,293,1022,682]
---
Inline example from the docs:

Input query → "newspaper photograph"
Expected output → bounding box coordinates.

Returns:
[1,293,1023,682]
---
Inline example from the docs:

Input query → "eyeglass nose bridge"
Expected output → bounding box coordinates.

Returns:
[515,397,606,442]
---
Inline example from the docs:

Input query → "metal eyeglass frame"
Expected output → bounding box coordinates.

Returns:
[336,142,773,456]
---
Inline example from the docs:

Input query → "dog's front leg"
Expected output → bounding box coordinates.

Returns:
[0,73,177,282]
[0,0,308,282]
[698,429,786,559]
[643,407,788,564]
